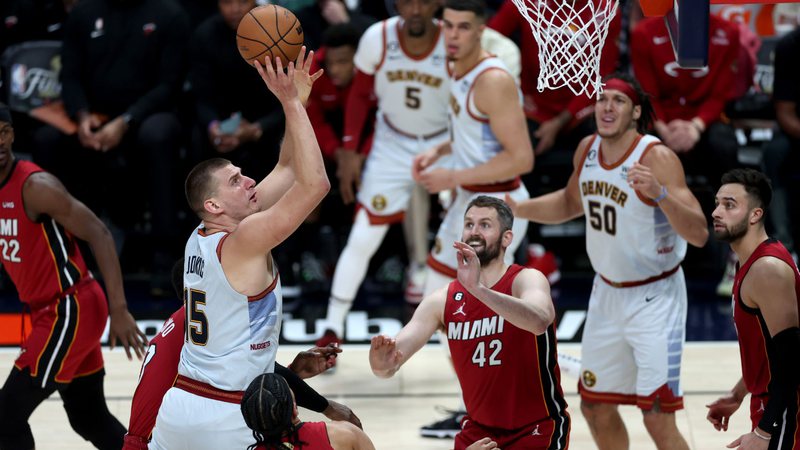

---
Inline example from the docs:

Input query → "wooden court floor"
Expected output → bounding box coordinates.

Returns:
[3,342,751,449]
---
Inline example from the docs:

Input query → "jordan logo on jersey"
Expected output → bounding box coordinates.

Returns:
[531,425,541,436]
[453,303,467,317]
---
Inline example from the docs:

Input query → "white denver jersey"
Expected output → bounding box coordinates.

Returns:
[449,57,515,177]
[178,225,282,391]
[354,16,449,136]
[578,134,687,282]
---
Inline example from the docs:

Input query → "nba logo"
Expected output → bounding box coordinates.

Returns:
[10,64,27,96]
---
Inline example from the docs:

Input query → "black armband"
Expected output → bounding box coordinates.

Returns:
[274,362,329,413]
[758,327,800,433]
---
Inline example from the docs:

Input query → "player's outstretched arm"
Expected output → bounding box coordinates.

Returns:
[22,173,147,359]
[230,54,330,259]
[506,135,589,225]
[454,241,554,334]
[628,145,708,247]
[454,69,533,185]
[369,288,446,378]
[327,420,376,450]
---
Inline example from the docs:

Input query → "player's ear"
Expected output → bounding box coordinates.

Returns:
[632,104,641,121]
[203,198,221,215]
[749,207,763,225]
[502,229,513,248]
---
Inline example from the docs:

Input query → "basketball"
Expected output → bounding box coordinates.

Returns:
[236,5,304,67]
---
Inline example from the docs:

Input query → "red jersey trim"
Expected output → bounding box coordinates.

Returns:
[578,385,638,405]
[635,140,666,207]
[574,135,598,180]
[465,67,506,123]
[175,375,244,404]
[599,134,643,170]
[461,177,521,193]
[397,20,441,61]
[355,203,406,225]
[375,21,388,72]
[248,273,279,302]
[600,264,680,288]
[454,55,494,81]
[636,383,684,412]
[427,254,457,277]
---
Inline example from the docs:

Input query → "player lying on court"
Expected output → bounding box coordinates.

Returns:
[369,196,570,450]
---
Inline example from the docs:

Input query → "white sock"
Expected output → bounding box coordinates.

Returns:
[326,209,389,333]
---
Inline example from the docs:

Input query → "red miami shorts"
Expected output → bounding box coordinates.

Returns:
[15,279,108,388]
[455,415,570,450]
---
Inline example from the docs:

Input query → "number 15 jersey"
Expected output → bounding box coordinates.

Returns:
[578,134,687,283]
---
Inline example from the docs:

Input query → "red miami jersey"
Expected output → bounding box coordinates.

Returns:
[631,15,740,125]
[0,160,90,303]
[254,421,334,450]
[123,307,185,449]
[444,265,569,432]
[732,239,800,398]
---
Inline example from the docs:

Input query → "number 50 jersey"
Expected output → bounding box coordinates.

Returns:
[578,134,687,283]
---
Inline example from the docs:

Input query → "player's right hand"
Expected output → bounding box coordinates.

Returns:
[706,393,743,431]
[466,437,500,450]
[412,148,439,181]
[254,55,298,104]
[336,149,363,204]
[324,400,363,429]
[368,335,402,378]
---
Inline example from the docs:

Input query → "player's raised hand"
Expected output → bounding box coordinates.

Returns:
[626,162,662,200]
[467,437,500,450]
[454,241,482,294]
[254,55,298,104]
[291,46,324,106]
[108,307,148,360]
[369,335,403,378]
[324,400,363,429]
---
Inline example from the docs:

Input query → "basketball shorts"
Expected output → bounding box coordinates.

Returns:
[578,268,687,412]
[356,115,448,223]
[428,185,529,276]
[749,393,800,450]
[15,279,107,388]
[455,415,570,450]
[149,386,253,450]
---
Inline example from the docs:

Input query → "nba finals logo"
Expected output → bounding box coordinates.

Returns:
[10,56,62,102]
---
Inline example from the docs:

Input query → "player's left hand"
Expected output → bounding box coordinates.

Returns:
[109,307,148,360]
[94,116,127,152]
[626,162,662,200]
[369,335,403,378]
[727,430,770,450]
[417,168,456,193]
[454,241,482,294]
[288,343,343,378]
[291,46,324,107]
[467,437,500,450]
[323,399,363,429]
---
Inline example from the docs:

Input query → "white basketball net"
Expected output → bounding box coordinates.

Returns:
[510,0,619,97]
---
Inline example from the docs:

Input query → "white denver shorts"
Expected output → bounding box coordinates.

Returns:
[579,267,687,412]
[427,184,529,275]
[356,114,448,223]
[149,386,254,450]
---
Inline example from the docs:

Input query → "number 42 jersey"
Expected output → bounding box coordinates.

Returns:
[578,134,687,283]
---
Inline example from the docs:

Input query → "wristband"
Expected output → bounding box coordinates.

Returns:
[753,428,771,441]
[653,186,668,203]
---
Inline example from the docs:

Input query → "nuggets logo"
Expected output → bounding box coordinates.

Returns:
[434,237,442,255]
[582,370,597,387]
[371,195,387,211]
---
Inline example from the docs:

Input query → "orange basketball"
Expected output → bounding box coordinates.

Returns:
[236,5,304,67]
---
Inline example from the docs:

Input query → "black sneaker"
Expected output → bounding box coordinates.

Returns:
[419,407,465,439]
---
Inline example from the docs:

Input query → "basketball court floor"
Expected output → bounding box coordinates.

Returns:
[4,341,752,449]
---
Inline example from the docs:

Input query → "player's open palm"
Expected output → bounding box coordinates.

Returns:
[254,55,298,103]
[706,392,742,431]
[369,335,402,377]
[291,46,324,106]
[454,241,481,294]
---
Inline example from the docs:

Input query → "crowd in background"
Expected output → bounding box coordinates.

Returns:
[0,0,797,298]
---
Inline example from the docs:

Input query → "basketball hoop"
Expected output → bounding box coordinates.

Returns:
[510,0,619,97]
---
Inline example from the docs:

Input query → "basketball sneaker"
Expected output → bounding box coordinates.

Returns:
[419,406,465,439]
[525,244,561,284]
[315,329,342,373]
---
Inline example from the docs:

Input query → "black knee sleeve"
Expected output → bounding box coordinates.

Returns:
[0,368,53,449]
[61,371,125,450]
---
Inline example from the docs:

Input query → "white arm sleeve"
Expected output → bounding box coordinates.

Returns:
[353,21,386,75]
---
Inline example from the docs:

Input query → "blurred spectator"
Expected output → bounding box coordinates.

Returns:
[34,0,189,294]
[763,26,799,256]
[295,0,376,51]
[177,0,218,31]
[0,0,70,57]
[188,0,284,182]
[631,14,742,191]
